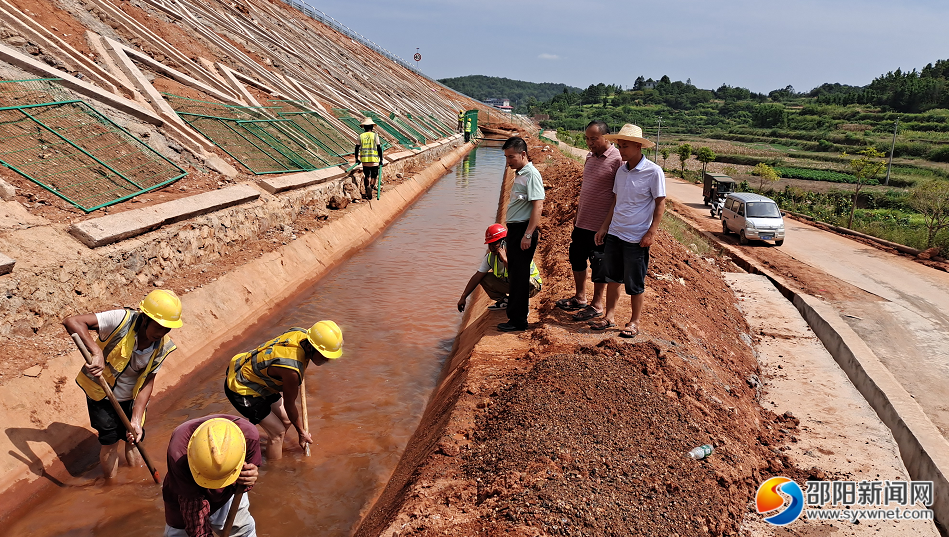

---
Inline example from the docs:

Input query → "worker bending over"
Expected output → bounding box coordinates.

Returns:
[163,415,260,537]
[225,321,343,460]
[354,118,384,200]
[457,224,542,312]
[63,289,182,480]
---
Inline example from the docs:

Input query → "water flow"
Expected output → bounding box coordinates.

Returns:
[4,147,503,536]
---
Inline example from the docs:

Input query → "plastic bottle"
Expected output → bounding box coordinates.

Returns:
[687,444,714,460]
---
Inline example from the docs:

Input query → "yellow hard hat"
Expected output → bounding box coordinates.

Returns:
[139,289,183,328]
[187,418,246,489]
[307,320,343,359]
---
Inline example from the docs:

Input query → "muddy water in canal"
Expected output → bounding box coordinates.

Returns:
[5,147,504,536]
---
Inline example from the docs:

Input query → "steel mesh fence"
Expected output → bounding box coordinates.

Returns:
[0,79,186,212]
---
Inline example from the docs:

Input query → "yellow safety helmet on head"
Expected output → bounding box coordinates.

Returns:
[307,320,343,359]
[187,418,246,489]
[140,289,183,328]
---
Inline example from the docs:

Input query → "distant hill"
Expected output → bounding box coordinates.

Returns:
[437,75,581,106]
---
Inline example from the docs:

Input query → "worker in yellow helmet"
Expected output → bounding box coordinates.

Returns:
[457,109,464,133]
[63,289,183,480]
[224,320,343,460]
[163,415,261,537]
[354,118,383,200]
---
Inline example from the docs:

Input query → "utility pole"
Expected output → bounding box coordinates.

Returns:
[884,116,899,186]
[656,116,662,161]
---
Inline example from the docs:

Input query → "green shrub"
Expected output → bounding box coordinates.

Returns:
[774,166,872,184]
[928,146,949,162]
[714,154,783,167]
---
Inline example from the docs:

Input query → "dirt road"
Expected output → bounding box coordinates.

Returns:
[665,177,949,441]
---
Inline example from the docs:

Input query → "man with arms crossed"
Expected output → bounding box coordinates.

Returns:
[591,124,665,338]
[554,120,622,321]
[499,136,544,332]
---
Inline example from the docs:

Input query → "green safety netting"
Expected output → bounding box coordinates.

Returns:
[364,110,425,146]
[0,79,186,212]
[401,113,439,140]
[332,108,396,151]
[164,94,345,174]
[268,100,354,158]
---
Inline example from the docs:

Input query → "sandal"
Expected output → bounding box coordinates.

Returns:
[572,306,602,321]
[619,323,640,338]
[555,297,587,311]
[487,298,508,310]
[589,319,615,331]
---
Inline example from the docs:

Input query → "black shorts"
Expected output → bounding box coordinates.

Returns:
[603,234,650,295]
[225,384,281,425]
[363,166,379,179]
[568,227,606,281]
[87,397,143,445]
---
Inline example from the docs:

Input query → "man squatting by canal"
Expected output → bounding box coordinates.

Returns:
[592,124,666,337]
[163,415,260,537]
[457,224,542,313]
[63,289,183,479]
[355,117,384,200]
[224,320,343,460]
[498,136,545,332]
[554,120,623,321]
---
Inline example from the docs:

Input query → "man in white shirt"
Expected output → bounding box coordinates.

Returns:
[592,124,665,338]
[64,289,182,480]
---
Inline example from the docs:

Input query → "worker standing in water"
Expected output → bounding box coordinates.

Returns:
[354,118,383,200]
[63,289,182,480]
[163,415,260,537]
[224,321,343,460]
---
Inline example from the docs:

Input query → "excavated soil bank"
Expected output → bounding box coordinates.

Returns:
[358,142,825,536]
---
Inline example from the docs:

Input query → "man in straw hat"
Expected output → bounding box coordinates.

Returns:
[163,415,261,536]
[590,124,665,338]
[224,321,343,460]
[355,117,384,199]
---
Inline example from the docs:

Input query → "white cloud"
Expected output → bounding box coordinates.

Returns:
[538,53,560,61]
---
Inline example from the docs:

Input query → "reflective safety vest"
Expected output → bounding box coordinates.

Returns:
[75,308,176,401]
[487,249,542,288]
[458,111,464,121]
[226,329,309,397]
[464,117,472,133]
[359,131,380,164]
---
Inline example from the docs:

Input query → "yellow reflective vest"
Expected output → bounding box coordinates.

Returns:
[226,329,309,397]
[359,131,380,164]
[487,250,542,288]
[75,309,176,401]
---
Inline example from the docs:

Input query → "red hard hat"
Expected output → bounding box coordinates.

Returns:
[484,224,507,244]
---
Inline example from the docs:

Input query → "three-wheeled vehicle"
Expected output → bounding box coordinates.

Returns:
[703,173,735,216]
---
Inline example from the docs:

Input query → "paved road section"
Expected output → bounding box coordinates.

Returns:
[665,177,949,442]
[729,273,939,536]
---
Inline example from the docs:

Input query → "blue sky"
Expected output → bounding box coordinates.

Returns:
[307,0,949,94]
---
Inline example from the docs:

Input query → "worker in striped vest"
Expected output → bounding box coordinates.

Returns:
[354,118,383,200]
[64,289,183,480]
[224,321,343,460]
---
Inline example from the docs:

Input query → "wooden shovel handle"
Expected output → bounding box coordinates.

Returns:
[221,487,245,537]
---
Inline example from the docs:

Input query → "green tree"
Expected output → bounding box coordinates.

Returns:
[908,180,949,249]
[751,163,780,191]
[660,148,670,169]
[843,147,887,228]
[676,143,692,179]
[695,146,716,180]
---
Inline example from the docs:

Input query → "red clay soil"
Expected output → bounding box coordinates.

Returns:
[359,143,827,536]
[6,0,92,56]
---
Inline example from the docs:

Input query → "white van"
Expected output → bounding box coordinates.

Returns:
[720,193,785,246]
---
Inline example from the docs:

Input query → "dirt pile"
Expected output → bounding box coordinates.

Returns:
[367,141,823,536]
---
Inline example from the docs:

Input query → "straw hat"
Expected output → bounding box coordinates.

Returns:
[604,124,655,148]
[360,117,376,126]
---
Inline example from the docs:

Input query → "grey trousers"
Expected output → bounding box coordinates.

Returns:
[479,273,540,301]
[164,492,256,537]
